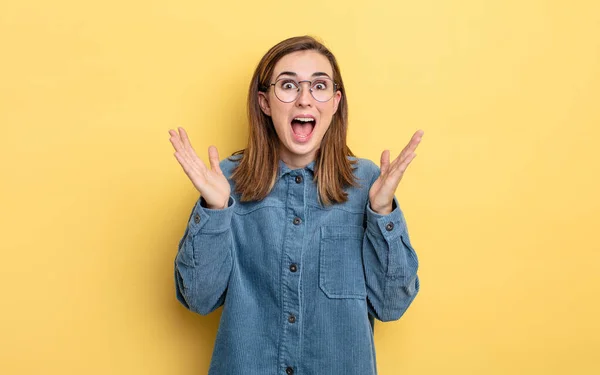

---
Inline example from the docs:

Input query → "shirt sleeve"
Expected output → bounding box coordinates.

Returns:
[174,195,235,315]
[362,166,420,322]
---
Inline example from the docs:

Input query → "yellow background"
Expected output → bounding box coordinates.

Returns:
[1,0,599,374]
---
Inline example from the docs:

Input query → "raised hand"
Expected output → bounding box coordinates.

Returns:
[369,130,424,215]
[169,127,230,209]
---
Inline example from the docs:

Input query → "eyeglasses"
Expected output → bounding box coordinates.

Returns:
[269,78,338,103]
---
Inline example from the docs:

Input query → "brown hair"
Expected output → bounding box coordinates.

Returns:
[230,35,357,205]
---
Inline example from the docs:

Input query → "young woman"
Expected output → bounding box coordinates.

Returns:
[168,35,423,375]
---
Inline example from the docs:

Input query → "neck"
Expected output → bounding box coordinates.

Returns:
[279,149,316,170]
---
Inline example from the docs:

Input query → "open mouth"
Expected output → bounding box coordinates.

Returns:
[291,116,316,142]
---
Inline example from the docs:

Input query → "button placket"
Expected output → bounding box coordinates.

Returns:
[278,170,314,374]
[279,170,306,373]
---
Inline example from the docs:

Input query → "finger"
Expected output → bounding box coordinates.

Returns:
[178,127,195,157]
[208,145,222,173]
[379,150,390,176]
[174,151,206,186]
[169,131,186,153]
[391,140,413,169]
[396,152,417,175]
[173,151,192,174]
[402,130,423,155]
[171,138,207,179]
[178,127,199,152]
[405,130,424,155]
[170,133,197,169]
[392,130,424,169]
[178,127,206,171]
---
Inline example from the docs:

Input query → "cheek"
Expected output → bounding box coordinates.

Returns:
[318,103,336,119]
[271,102,291,121]
[269,105,291,133]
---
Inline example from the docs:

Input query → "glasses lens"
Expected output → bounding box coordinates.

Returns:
[274,79,299,102]
[310,78,334,102]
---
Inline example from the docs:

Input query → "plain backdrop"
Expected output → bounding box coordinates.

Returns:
[1,0,599,374]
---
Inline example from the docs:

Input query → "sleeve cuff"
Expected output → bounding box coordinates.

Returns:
[366,197,407,240]
[188,196,235,235]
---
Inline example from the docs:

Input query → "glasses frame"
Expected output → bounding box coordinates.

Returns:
[269,78,339,103]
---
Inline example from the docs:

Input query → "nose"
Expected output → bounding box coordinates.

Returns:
[295,81,313,107]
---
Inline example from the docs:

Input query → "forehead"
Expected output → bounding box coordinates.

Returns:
[272,50,333,79]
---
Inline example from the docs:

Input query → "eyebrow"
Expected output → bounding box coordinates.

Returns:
[275,71,332,80]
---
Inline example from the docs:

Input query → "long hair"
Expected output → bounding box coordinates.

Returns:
[230,35,357,205]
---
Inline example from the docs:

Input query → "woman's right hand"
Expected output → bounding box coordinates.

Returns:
[169,127,231,209]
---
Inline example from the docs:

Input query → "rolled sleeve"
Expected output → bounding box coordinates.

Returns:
[188,196,236,235]
[363,196,420,321]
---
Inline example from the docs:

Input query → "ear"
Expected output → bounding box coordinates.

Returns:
[258,92,271,116]
[332,90,342,114]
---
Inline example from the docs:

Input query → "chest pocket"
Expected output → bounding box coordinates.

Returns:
[233,195,285,215]
[319,225,367,299]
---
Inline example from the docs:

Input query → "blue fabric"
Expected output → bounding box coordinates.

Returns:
[174,156,420,375]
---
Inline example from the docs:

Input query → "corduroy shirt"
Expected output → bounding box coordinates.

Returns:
[175,156,419,375]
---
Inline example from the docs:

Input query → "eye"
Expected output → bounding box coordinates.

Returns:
[313,81,328,90]
[280,80,298,90]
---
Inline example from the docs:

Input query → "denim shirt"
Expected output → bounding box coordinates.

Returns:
[174,156,420,375]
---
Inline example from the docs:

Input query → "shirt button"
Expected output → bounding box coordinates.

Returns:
[295,175,303,184]
[293,217,301,225]
[193,213,200,224]
[286,367,294,375]
[288,314,296,323]
[385,222,394,231]
[289,264,297,272]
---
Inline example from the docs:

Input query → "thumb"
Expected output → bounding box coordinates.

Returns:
[380,150,390,176]
[208,145,221,173]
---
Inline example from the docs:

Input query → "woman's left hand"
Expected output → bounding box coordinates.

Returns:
[369,129,424,215]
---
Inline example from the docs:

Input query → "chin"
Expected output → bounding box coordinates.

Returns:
[284,139,318,158]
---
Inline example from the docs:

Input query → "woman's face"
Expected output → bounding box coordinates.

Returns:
[258,50,342,169]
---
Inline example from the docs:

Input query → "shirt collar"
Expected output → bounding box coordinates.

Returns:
[277,159,316,180]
